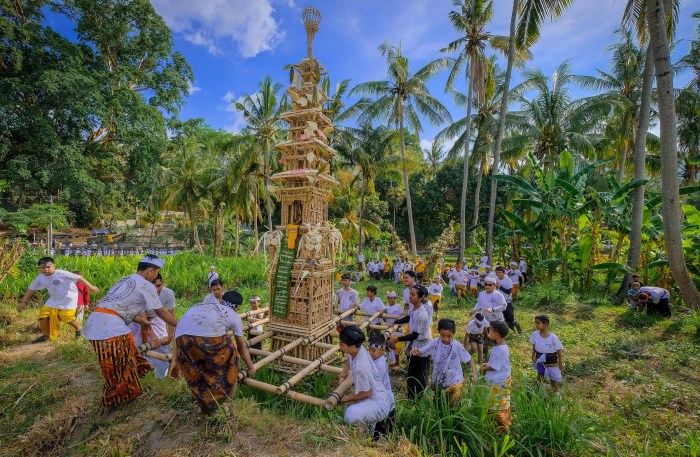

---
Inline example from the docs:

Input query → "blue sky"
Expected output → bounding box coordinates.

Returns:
[51,1,700,148]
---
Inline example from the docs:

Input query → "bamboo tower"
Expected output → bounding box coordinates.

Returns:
[263,6,342,370]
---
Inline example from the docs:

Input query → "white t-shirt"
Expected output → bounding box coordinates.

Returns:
[428,283,443,299]
[421,338,472,388]
[367,261,375,272]
[422,300,434,323]
[403,286,412,307]
[336,288,359,311]
[473,291,507,322]
[496,275,513,302]
[248,309,265,333]
[384,303,403,327]
[466,318,488,335]
[481,255,489,264]
[378,261,385,271]
[529,331,563,354]
[207,272,219,286]
[175,302,243,338]
[358,254,364,263]
[360,297,385,324]
[84,274,163,340]
[28,270,81,310]
[485,344,511,384]
[349,346,389,409]
[639,286,670,303]
[393,261,403,272]
[203,293,221,304]
[507,269,522,283]
[408,305,431,351]
[147,287,176,338]
[468,273,479,287]
[373,354,395,408]
[451,270,468,286]
[519,260,527,273]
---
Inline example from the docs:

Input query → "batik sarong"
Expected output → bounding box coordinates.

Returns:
[176,334,239,413]
[89,333,151,407]
[488,376,512,430]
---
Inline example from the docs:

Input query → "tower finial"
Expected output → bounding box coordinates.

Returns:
[303,6,321,58]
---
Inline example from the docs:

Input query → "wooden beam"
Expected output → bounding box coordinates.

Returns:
[323,374,354,410]
[246,331,274,348]
[238,307,270,319]
[276,345,340,394]
[240,377,327,408]
[248,348,342,374]
[143,350,172,362]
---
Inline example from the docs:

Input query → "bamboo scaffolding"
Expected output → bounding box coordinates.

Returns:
[238,307,270,319]
[248,348,342,374]
[246,331,274,348]
[243,317,270,332]
[240,377,327,408]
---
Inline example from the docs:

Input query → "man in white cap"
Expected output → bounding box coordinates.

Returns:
[207,266,219,287]
[83,254,178,425]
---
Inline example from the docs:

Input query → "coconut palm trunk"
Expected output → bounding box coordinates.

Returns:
[263,139,274,230]
[647,0,700,309]
[459,62,476,263]
[622,45,653,294]
[358,184,366,253]
[471,158,484,245]
[399,116,418,260]
[486,0,519,259]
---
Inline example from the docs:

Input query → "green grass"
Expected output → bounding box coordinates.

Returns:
[1,254,699,456]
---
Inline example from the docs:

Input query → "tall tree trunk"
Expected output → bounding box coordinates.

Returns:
[263,139,274,230]
[459,62,476,263]
[399,116,418,260]
[253,187,260,254]
[149,223,155,247]
[471,153,485,247]
[235,216,240,257]
[486,0,518,261]
[358,184,366,253]
[213,205,223,258]
[622,45,653,295]
[190,206,203,253]
[648,0,700,309]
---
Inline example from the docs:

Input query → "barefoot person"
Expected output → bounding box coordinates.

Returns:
[17,257,99,343]
[171,291,256,414]
[83,255,177,425]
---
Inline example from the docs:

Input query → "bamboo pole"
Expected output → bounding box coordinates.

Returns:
[243,317,270,332]
[239,336,307,380]
[276,345,340,394]
[340,320,389,330]
[238,307,270,319]
[323,374,355,410]
[246,331,274,348]
[248,348,342,374]
[143,350,172,362]
[240,377,327,408]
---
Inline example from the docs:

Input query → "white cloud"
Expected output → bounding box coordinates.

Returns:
[151,0,285,57]
[187,82,201,95]
[220,91,262,133]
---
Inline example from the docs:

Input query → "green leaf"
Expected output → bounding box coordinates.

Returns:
[578,233,593,267]
[559,150,575,179]
[493,174,537,195]
[497,207,534,238]
[589,262,630,271]
[645,260,669,270]
[554,178,581,197]
[647,185,700,209]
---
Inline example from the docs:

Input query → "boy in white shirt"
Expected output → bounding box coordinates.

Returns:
[17,257,99,343]
[360,285,385,332]
[428,275,444,317]
[338,326,391,432]
[368,332,395,440]
[464,312,488,364]
[481,321,512,432]
[495,266,522,333]
[412,318,477,407]
[530,315,564,392]
[382,291,404,368]
[468,269,479,297]
[506,262,524,299]
[336,273,360,311]
[450,265,468,306]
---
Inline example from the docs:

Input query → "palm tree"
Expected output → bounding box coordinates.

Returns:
[579,30,646,182]
[507,61,611,169]
[138,196,164,247]
[441,0,514,262]
[336,123,393,254]
[351,42,452,258]
[646,0,700,308]
[486,0,575,261]
[162,142,211,252]
[235,76,286,231]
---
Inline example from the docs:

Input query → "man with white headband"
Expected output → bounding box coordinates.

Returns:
[83,254,178,425]
[207,266,218,287]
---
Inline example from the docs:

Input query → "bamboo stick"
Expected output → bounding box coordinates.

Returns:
[311,341,336,350]
[246,331,274,348]
[144,350,172,362]
[239,336,306,379]
[240,377,327,408]
[248,348,342,374]
[243,317,270,332]
[276,345,340,394]
[238,307,270,319]
[340,310,401,320]
[323,374,354,410]
[340,320,389,330]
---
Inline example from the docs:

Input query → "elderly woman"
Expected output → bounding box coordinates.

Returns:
[171,290,256,413]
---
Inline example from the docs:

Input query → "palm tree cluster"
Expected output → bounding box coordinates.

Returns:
[151,1,699,306]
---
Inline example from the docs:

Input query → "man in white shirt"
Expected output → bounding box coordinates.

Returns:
[83,255,178,425]
[630,282,671,317]
[207,266,219,287]
[518,257,528,286]
[393,258,404,283]
[358,253,365,271]
[495,266,521,333]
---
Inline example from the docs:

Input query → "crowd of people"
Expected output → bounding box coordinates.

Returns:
[14,252,672,435]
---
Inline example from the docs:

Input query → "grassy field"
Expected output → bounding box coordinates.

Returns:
[0,254,699,456]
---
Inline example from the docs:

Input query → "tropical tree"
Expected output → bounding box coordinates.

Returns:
[351,41,452,258]
[235,76,286,231]
[646,0,700,308]
[162,142,211,252]
[423,139,447,176]
[336,123,393,253]
[441,0,512,262]
[486,0,575,261]
[508,61,611,169]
